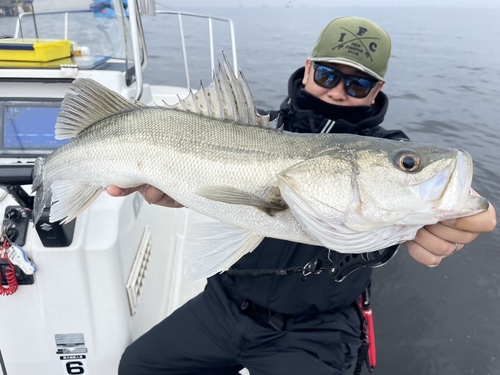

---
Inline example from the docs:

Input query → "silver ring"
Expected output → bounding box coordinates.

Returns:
[452,243,460,254]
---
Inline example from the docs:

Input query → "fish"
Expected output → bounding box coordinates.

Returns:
[31,55,489,281]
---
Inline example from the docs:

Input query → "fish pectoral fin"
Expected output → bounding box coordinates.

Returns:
[196,186,288,216]
[184,221,264,281]
[49,181,103,224]
[56,78,145,140]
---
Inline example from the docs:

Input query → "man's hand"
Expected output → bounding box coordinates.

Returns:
[405,192,496,267]
[106,185,184,208]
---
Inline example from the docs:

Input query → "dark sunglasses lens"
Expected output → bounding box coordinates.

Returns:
[314,65,341,89]
[345,77,374,98]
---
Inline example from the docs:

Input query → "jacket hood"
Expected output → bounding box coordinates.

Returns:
[280,67,389,134]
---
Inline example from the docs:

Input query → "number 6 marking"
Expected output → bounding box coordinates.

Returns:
[66,361,85,374]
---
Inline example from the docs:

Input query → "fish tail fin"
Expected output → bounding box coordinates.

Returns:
[32,157,50,224]
[32,158,103,225]
[184,222,264,281]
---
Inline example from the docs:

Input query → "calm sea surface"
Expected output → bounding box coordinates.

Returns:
[2,5,500,375]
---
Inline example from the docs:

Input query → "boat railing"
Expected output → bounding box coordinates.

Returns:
[14,9,90,40]
[9,6,238,101]
[153,10,239,90]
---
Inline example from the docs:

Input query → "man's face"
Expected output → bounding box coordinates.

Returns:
[302,59,384,106]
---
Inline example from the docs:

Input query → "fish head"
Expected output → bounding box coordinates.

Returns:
[277,138,489,232]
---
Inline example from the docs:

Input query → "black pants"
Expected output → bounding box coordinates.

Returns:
[118,281,362,375]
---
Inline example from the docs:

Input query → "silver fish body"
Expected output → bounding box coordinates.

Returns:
[32,67,489,280]
[40,107,323,243]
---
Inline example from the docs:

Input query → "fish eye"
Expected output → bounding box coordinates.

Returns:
[397,153,420,172]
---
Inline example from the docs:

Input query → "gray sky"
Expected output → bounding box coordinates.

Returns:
[158,0,499,7]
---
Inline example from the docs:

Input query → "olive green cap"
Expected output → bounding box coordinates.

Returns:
[310,17,391,82]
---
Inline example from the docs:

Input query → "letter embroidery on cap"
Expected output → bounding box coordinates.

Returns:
[331,26,380,62]
[357,27,368,36]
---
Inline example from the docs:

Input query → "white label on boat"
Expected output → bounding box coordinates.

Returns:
[59,354,90,375]
[55,333,90,375]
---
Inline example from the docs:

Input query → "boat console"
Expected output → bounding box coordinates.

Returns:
[0,1,236,373]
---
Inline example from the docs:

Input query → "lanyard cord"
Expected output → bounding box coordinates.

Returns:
[226,246,399,282]
[0,240,19,296]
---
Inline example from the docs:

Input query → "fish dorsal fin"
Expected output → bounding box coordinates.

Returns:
[163,52,267,127]
[237,68,257,126]
[55,78,146,140]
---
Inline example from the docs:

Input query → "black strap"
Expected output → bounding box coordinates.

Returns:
[226,245,399,282]
[226,267,303,277]
[239,300,290,332]
[353,342,370,375]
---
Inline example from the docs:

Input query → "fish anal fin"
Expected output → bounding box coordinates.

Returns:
[184,222,264,281]
[49,181,103,224]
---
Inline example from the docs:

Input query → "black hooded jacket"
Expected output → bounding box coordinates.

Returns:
[208,67,409,318]
[274,67,409,139]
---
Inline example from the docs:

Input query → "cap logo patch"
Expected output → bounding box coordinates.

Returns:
[334,26,380,62]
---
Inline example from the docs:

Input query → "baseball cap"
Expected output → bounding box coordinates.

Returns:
[310,17,391,82]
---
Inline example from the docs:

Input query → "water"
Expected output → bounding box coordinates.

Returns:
[142,6,500,375]
[2,5,500,374]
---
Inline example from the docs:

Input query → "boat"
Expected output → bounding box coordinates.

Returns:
[0,1,239,373]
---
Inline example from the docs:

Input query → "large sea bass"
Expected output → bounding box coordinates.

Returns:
[32,59,489,280]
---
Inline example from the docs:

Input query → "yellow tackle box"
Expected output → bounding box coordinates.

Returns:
[0,39,71,62]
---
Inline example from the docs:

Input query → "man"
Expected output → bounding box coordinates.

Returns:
[111,17,497,375]
[90,0,128,58]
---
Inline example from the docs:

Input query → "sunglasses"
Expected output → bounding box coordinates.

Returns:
[312,63,378,99]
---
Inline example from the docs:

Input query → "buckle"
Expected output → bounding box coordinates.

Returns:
[267,315,285,331]
[329,245,399,282]
[302,245,399,282]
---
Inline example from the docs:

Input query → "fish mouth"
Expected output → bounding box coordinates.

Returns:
[430,150,488,218]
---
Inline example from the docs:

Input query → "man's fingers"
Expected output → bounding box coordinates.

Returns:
[404,241,444,267]
[141,185,184,208]
[143,185,167,204]
[399,191,496,267]
[156,194,184,208]
[424,222,479,247]
[107,185,183,208]
[106,186,141,197]
[406,225,467,266]
[106,186,125,197]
